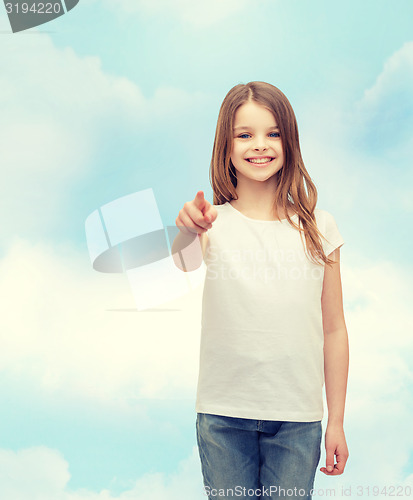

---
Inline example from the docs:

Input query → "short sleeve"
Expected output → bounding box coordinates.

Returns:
[317,210,345,257]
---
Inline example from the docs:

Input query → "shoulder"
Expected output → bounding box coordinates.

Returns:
[313,207,332,220]
[207,202,230,227]
[213,202,229,211]
[313,208,345,256]
[313,208,337,229]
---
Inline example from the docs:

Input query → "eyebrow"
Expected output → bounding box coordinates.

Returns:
[233,125,280,131]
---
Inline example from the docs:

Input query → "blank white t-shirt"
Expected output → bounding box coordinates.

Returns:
[195,202,345,422]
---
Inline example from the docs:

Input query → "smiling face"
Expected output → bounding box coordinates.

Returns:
[230,101,284,185]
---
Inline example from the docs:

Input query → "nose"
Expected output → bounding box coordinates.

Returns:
[253,136,269,151]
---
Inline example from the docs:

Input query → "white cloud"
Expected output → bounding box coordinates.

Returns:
[0,25,210,247]
[350,41,413,158]
[102,0,270,28]
[0,236,203,404]
[341,258,413,409]
[358,41,413,108]
[317,258,413,491]
[298,41,413,216]
[0,447,70,500]
[318,43,413,213]
[0,445,205,500]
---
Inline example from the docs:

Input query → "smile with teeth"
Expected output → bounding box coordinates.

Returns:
[246,157,275,164]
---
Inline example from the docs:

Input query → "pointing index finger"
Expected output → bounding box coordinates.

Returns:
[193,190,207,212]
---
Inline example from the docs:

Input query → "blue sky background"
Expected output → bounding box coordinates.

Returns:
[0,0,412,498]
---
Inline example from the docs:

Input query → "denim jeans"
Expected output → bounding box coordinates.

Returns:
[196,413,322,500]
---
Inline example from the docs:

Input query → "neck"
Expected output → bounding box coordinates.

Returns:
[231,175,281,215]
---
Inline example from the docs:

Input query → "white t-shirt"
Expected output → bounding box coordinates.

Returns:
[195,202,345,422]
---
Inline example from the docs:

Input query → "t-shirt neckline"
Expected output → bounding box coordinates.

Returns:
[225,201,298,224]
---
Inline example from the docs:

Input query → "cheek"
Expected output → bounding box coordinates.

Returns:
[231,143,244,159]
[276,145,284,159]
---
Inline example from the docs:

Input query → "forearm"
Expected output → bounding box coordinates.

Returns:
[324,326,349,426]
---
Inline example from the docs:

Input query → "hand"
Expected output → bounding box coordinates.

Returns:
[319,423,349,476]
[175,190,217,236]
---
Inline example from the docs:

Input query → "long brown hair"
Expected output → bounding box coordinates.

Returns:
[209,81,336,266]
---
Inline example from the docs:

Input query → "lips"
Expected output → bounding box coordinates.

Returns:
[245,156,274,160]
[245,157,275,163]
[246,157,274,160]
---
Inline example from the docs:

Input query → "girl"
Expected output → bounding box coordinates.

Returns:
[174,81,349,500]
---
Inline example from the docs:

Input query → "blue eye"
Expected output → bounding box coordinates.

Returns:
[237,132,280,139]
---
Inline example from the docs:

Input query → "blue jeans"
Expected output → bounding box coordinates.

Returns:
[196,413,322,500]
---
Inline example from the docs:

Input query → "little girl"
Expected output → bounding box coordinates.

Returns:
[174,81,349,500]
